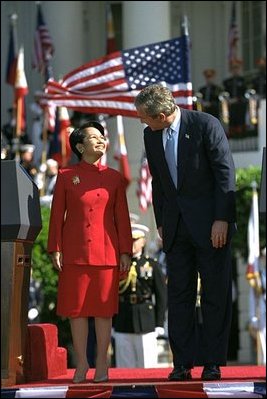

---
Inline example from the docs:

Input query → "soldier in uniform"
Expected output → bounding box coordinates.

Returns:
[20,144,38,180]
[198,69,222,119]
[113,224,167,368]
[222,59,248,136]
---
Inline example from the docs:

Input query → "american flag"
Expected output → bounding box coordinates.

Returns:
[33,3,54,79]
[39,34,192,117]
[228,1,239,70]
[137,151,152,212]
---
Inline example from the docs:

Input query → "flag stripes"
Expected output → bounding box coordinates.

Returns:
[137,152,152,212]
[33,3,54,77]
[38,35,192,117]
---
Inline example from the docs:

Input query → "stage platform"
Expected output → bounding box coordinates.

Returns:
[1,366,266,398]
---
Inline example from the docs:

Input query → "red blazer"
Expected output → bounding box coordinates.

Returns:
[47,160,132,266]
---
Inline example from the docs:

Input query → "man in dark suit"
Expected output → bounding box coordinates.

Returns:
[134,84,236,381]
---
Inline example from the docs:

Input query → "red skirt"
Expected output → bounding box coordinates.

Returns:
[56,264,120,318]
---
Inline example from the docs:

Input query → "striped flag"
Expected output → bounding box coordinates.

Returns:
[106,3,117,54]
[38,34,192,117]
[228,1,239,70]
[137,151,152,212]
[15,47,28,134]
[113,115,131,187]
[33,2,54,79]
[6,14,18,86]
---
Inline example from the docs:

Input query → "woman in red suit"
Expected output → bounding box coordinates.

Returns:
[47,121,132,383]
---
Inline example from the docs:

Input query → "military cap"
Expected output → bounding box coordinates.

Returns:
[46,158,58,167]
[131,223,150,240]
[20,144,35,153]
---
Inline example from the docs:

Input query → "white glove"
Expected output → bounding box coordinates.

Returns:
[155,327,165,337]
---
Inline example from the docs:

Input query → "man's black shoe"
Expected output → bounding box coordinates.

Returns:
[201,365,221,381]
[168,366,192,381]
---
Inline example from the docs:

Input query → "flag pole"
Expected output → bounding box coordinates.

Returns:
[9,13,19,159]
[180,14,189,36]
[248,181,264,365]
[15,96,22,160]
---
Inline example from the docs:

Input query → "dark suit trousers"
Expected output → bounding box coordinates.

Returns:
[166,217,232,368]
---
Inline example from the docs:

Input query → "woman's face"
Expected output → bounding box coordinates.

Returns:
[81,127,107,157]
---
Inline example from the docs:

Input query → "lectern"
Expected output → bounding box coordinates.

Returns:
[1,160,42,386]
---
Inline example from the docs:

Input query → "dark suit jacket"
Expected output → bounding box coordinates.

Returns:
[144,108,236,252]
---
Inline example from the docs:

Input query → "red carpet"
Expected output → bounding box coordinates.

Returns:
[1,366,265,398]
[6,365,266,386]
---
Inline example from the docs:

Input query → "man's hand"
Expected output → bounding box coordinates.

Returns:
[120,253,131,273]
[211,220,228,248]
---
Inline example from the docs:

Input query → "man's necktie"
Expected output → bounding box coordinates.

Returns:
[165,128,177,187]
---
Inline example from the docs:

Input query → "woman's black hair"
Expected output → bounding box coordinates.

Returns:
[69,120,105,160]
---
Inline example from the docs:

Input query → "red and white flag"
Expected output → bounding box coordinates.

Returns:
[49,106,72,167]
[137,151,152,212]
[58,107,72,167]
[113,115,131,188]
[15,47,28,134]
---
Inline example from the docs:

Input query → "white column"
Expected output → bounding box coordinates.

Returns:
[119,1,171,243]
[42,1,85,79]
[122,1,171,48]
